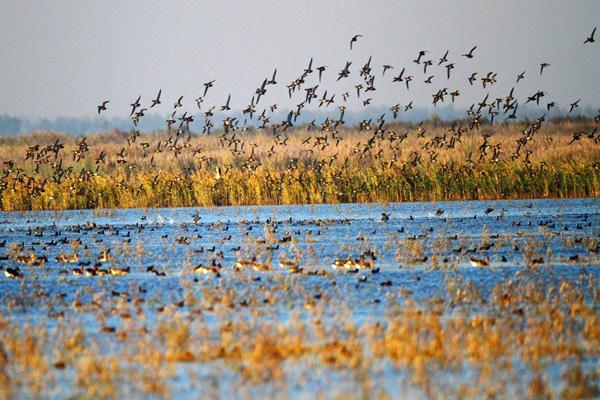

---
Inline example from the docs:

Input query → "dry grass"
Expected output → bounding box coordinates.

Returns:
[0,268,599,398]
[0,117,598,210]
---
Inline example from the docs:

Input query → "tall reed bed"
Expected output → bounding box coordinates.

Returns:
[0,118,598,210]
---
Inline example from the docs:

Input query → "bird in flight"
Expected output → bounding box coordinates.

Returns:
[317,65,327,82]
[203,80,216,96]
[540,63,550,75]
[584,27,596,44]
[221,94,231,111]
[97,100,109,114]
[130,96,141,116]
[350,34,363,50]
[462,46,477,59]
[151,90,162,108]
[569,99,581,113]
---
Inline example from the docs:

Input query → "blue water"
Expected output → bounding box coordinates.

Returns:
[0,197,598,398]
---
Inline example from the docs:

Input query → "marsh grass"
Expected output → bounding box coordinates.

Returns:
[0,118,599,210]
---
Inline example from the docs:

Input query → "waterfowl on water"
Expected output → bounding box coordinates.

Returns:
[469,256,489,267]
[279,256,299,269]
[235,257,257,270]
[194,260,221,275]
[332,254,375,270]
[109,267,130,276]
[4,267,22,279]
[55,252,79,263]
[98,249,111,262]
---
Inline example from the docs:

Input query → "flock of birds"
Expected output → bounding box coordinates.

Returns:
[2,198,596,281]
[1,29,599,203]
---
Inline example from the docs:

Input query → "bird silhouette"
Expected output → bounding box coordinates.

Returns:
[97,100,109,114]
[462,46,477,58]
[350,34,363,50]
[584,27,596,44]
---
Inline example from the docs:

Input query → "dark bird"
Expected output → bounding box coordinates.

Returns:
[317,65,327,82]
[438,50,449,65]
[516,71,525,83]
[468,72,478,85]
[173,95,183,109]
[584,27,596,44]
[382,64,393,76]
[304,57,314,75]
[569,99,581,113]
[462,46,477,59]
[203,80,216,96]
[130,96,141,116]
[97,100,109,114]
[221,94,231,111]
[413,50,428,64]
[268,68,277,85]
[540,63,550,75]
[445,63,455,79]
[151,89,162,107]
[350,34,363,50]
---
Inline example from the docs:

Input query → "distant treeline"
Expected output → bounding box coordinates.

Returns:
[1,104,597,136]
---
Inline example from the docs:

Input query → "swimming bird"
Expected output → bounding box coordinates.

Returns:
[4,267,22,279]
[469,256,489,267]
[97,249,111,262]
[109,267,130,276]
[279,255,299,269]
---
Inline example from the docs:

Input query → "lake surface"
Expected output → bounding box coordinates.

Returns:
[1,198,599,398]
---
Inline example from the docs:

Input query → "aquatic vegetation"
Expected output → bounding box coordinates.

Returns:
[0,118,599,211]
[0,199,598,397]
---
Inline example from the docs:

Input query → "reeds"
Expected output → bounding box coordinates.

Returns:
[0,117,599,210]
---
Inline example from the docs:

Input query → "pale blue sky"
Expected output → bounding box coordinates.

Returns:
[0,0,598,119]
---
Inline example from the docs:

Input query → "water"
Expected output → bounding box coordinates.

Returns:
[0,198,599,398]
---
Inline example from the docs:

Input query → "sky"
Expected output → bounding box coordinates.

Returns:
[0,0,599,120]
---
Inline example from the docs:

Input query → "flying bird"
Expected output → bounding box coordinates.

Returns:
[151,89,162,107]
[350,34,363,50]
[203,80,216,96]
[462,46,477,59]
[97,100,109,114]
[584,27,596,44]
[317,65,327,82]
[221,94,231,111]
[130,96,141,116]
[569,99,581,113]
